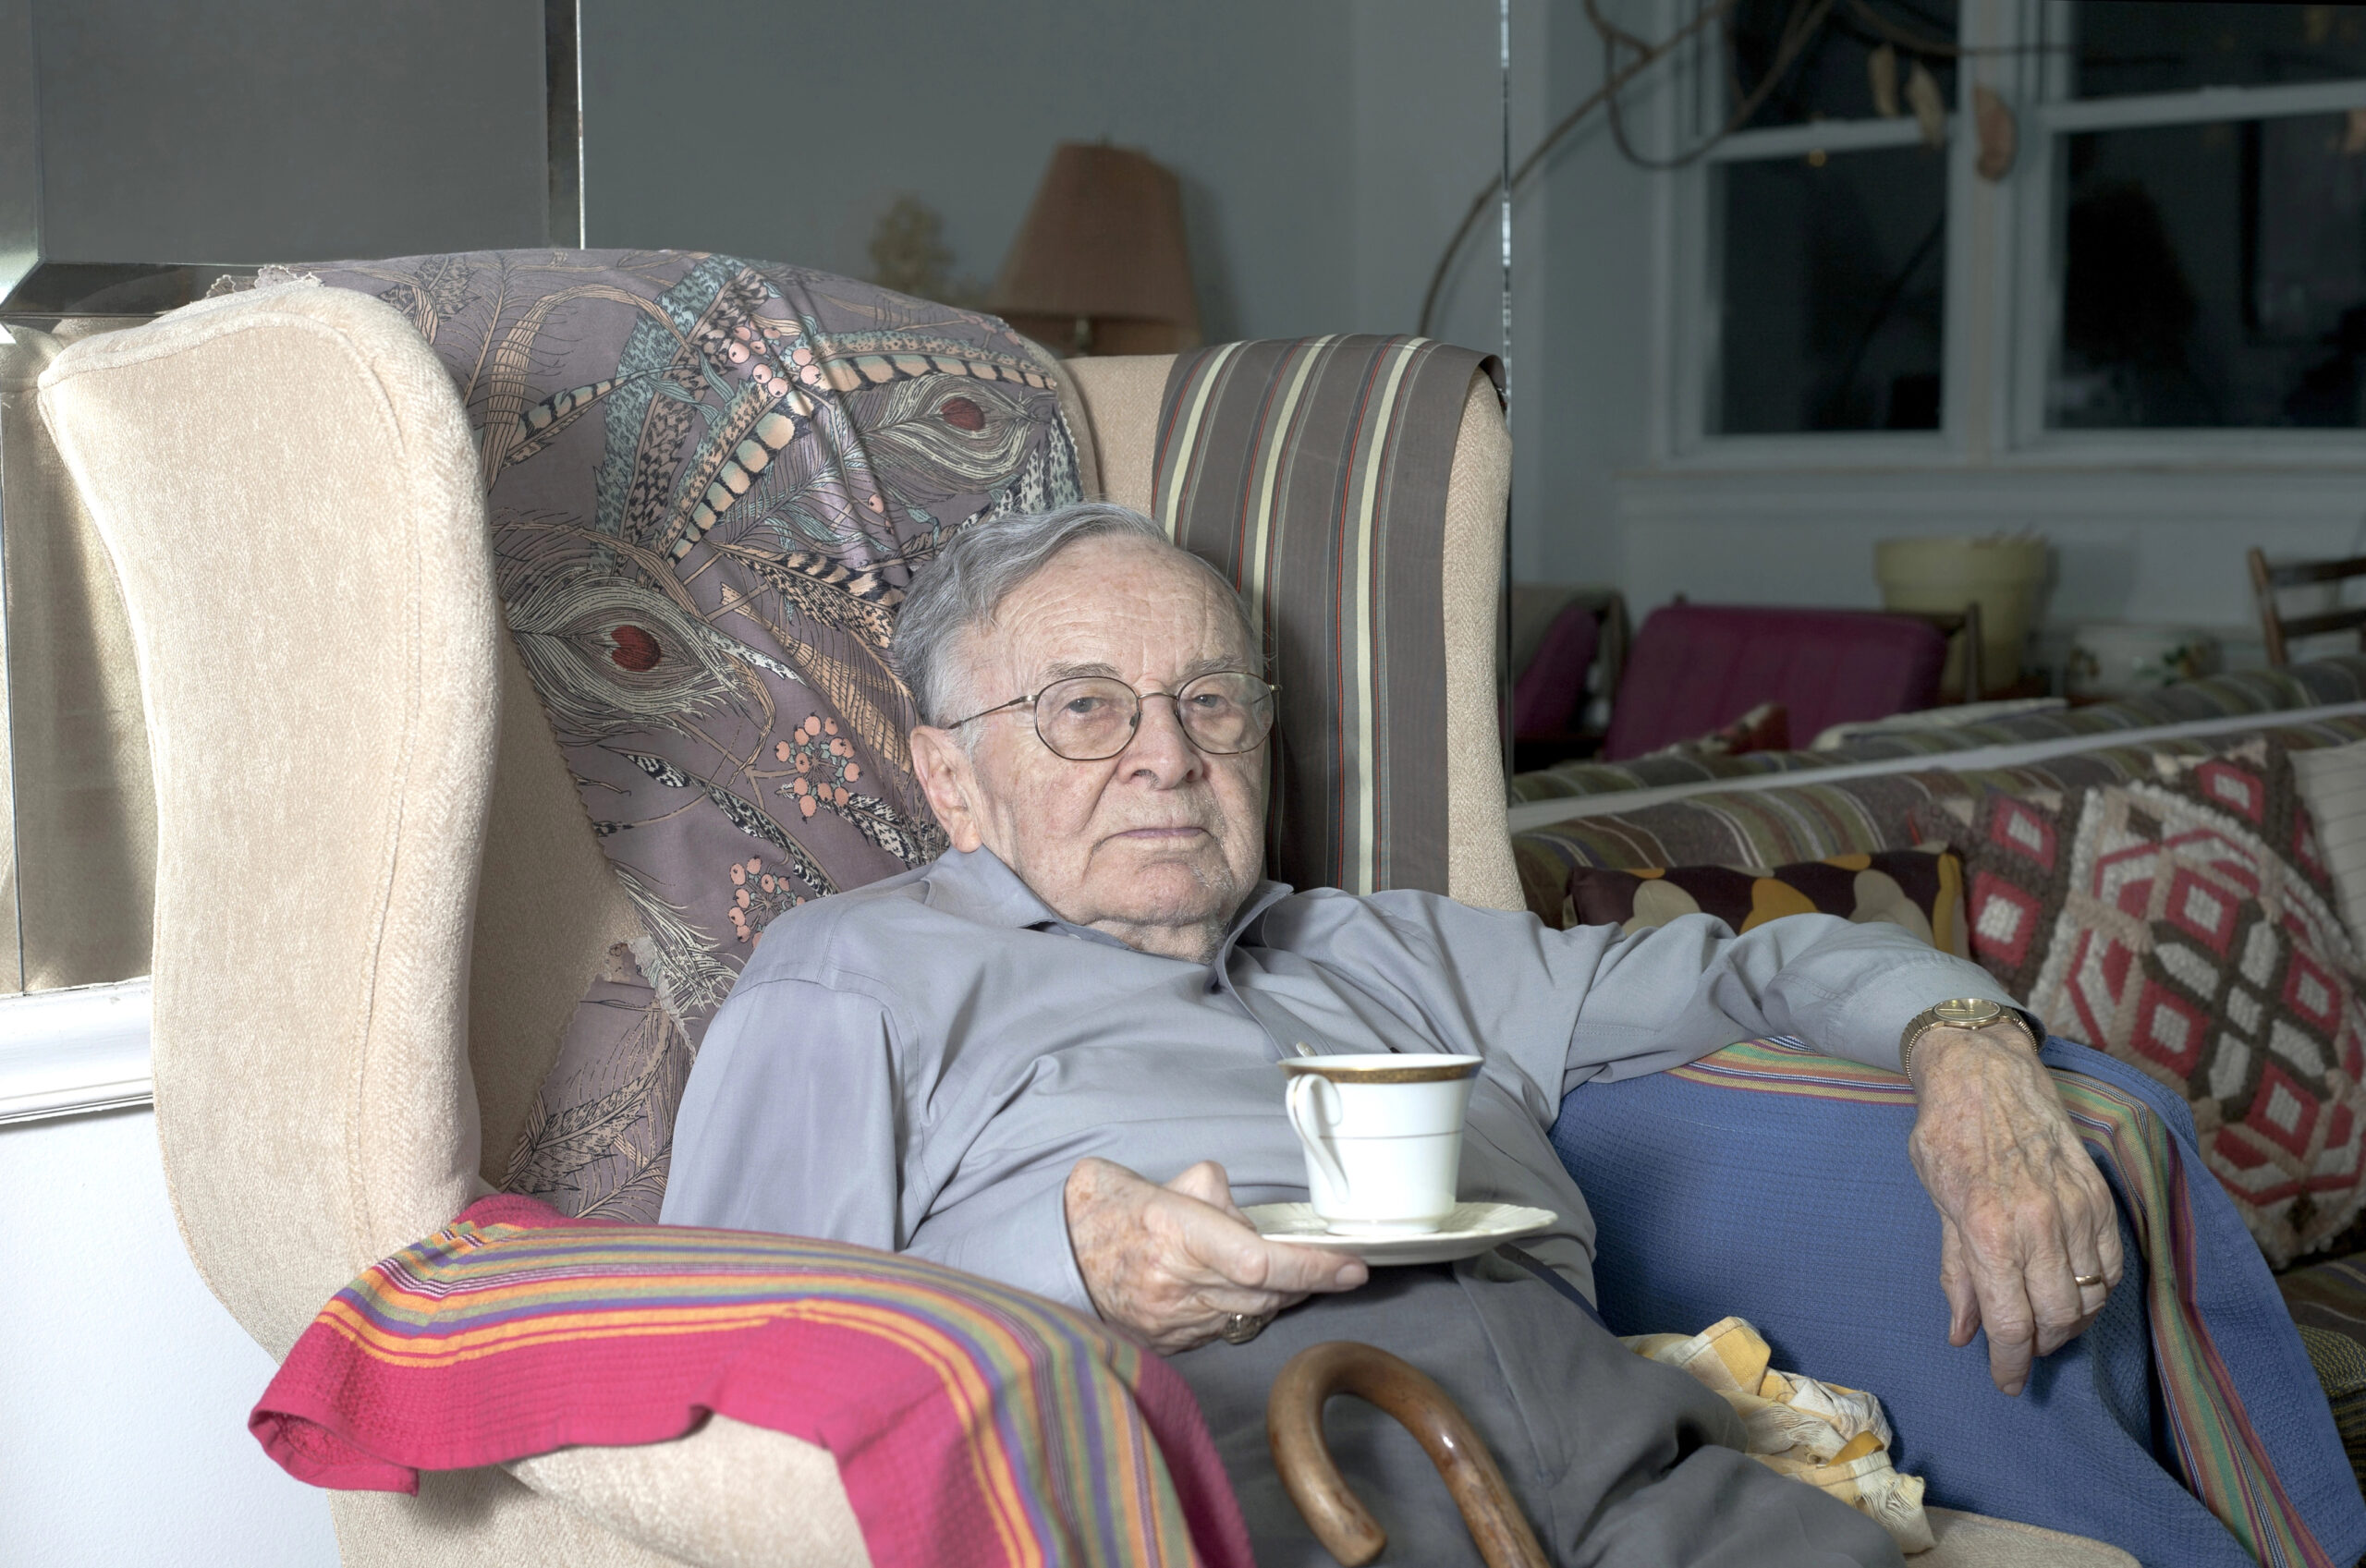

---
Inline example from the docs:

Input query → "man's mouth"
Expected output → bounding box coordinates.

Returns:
[1112,825,1209,841]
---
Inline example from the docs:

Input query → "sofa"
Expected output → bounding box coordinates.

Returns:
[1516,659,2366,1559]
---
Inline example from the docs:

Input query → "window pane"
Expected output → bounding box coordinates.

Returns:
[1715,147,1948,433]
[2074,2,2366,99]
[0,324,157,993]
[2052,115,2366,429]
[1726,0,1957,129]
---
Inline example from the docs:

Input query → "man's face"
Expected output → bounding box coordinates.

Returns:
[909,534,1269,960]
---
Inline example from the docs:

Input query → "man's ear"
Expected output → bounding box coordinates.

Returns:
[909,724,985,854]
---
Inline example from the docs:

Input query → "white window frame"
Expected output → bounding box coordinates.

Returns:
[1661,0,2366,468]
[0,978,152,1124]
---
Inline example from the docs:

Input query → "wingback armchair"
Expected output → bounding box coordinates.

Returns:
[33,272,1514,1567]
[37,256,2234,1568]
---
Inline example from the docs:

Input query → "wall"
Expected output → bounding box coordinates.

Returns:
[31,0,548,262]
[1350,1,1556,574]
[0,1107,336,1567]
[580,0,1360,345]
[1351,0,1666,591]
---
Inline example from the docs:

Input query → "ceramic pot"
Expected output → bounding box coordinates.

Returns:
[1875,535,2050,695]
[2063,624,2218,700]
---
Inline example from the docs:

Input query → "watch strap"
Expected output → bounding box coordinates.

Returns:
[1899,997,2027,1082]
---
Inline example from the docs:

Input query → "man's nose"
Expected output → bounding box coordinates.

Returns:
[1117,691,1204,782]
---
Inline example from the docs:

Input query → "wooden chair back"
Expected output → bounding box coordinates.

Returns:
[2247,547,2366,667]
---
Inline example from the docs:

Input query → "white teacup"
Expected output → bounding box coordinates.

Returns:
[1280,1053,1481,1235]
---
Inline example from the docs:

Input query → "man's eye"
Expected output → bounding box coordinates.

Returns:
[1063,696,1108,717]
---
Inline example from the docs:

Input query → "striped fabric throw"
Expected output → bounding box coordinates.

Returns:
[250,1196,1252,1568]
[1153,335,1500,896]
[1664,1040,2346,1568]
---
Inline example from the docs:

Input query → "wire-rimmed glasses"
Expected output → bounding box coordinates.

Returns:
[946,671,1278,762]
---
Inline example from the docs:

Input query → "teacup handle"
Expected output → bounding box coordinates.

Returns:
[1286,1074,1350,1199]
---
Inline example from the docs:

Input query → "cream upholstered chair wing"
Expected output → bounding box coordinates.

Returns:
[40,285,859,1567]
[33,282,1514,1567]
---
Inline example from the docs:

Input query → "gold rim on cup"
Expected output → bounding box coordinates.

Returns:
[1277,1057,1482,1085]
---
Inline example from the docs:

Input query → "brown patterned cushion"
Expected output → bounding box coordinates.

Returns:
[2277,1254,2366,1495]
[1562,844,1970,957]
[1931,736,2366,1264]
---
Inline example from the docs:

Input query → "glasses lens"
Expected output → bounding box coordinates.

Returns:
[1176,672,1274,755]
[1035,677,1140,760]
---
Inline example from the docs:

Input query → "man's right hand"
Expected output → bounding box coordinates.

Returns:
[1064,1156,1368,1354]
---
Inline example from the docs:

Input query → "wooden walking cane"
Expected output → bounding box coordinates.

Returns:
[1267,1341,1551,1568]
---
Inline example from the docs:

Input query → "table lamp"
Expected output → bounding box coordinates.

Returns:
[990,141,1200,357]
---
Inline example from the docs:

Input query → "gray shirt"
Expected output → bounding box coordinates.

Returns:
[661,847,2018,1310]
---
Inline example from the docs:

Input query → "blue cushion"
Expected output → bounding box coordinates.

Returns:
[1552,1037,2366,1567]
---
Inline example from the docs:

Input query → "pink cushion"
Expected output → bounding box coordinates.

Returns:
[1512,599,1600,738]
[1603,605,1947,760]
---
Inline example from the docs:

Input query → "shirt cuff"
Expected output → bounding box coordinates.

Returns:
[904,1178,1097,1319]
[1823,953,2040,1075]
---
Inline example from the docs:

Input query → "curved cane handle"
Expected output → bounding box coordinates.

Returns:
[1285,1073,1351,1199]
[1265,1340,1550,1568]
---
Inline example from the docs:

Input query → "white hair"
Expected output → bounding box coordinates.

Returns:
[893,502,1259,726]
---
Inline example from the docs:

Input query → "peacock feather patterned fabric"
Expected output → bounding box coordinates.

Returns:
[304,251,1084,1222]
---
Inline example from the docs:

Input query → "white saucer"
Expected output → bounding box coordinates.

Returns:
[1241,1201,1558,1265]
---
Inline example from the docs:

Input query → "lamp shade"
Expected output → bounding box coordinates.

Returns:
[991,142,1200,356]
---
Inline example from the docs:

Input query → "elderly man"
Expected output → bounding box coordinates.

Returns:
[663,503,2122,1566]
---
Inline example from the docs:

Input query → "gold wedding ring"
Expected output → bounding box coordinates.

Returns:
[2073,1272,2107,1289]
[1221,1312,1270,1344]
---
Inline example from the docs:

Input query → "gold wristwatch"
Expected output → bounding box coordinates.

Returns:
[1898,997,2015,1082]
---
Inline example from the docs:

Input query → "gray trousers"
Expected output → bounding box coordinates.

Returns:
[1170,1258,1902,1568]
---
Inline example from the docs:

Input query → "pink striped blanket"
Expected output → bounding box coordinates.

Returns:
[250,1196,1252,1568]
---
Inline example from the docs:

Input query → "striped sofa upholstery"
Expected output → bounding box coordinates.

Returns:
[1510,655,2366,806]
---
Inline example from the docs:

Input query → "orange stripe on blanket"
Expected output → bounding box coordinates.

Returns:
[1665,1054,1921,1101]
[347,1262,1076,1326]
[320,1293,1045,1567]
[320,1300,795,1360]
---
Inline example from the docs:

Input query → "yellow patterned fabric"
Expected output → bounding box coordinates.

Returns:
[1625,1317,1936,1554]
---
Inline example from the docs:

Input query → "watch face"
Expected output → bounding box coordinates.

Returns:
[1933,998,2005,1027]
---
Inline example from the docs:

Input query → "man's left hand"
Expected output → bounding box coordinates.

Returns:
[1906,1020,2124,1396]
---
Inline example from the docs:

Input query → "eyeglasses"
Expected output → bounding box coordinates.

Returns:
[946,671,1278,762]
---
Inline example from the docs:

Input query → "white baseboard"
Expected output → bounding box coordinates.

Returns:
[0,978,153,1124]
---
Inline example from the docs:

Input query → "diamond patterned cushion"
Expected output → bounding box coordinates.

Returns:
[1932,736,2366,1264]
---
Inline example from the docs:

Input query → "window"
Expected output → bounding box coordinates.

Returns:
[2042,5,2366,432]
[1704,0,1957,436]
[1680,0,2366,451]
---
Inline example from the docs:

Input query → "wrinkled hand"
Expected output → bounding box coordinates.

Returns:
[1064,1157,1368,1355]
[1907,1024,2124,1395]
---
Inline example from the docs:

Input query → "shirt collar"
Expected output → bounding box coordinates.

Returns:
[921,845,1293,961]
